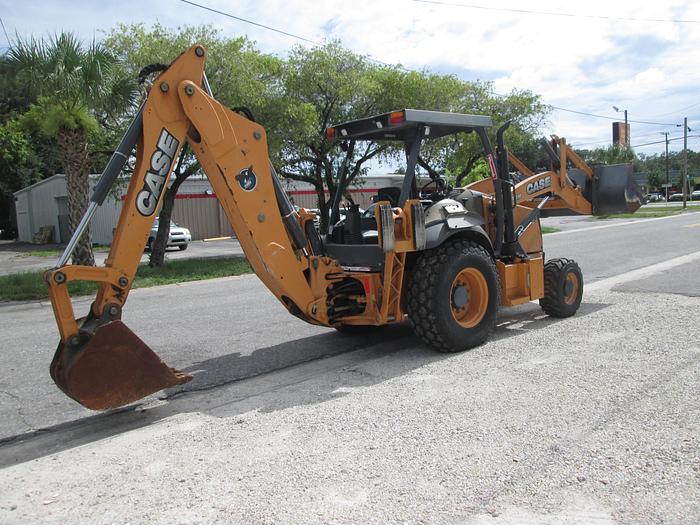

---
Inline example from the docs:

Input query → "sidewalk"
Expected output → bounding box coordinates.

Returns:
[0,238,244,276]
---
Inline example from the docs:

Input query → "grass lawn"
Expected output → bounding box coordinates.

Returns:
[0,256,252,302]
[596,206,694,220]
[541,226,561,234]
[18,246,111,258]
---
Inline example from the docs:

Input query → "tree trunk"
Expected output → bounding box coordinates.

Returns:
[57,127,94,266]
[455,155,481,187]
[149,177,184,267]
[150,147,195,267]
[317,191,330,233]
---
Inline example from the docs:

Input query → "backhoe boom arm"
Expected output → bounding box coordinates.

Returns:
[44,45,324,409]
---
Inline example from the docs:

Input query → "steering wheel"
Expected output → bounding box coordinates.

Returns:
[419,177,447,199]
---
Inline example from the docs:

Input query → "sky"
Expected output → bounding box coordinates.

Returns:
[2,0,699,157]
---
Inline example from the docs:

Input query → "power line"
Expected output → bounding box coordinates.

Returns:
[636,100,700,120]
[550,105,679,126]
[178,0,320,44]
[632,135,700,148]
[411,0,700,24]
[178,0,399,69]
[177,0,690,132]
[575,129,687,148]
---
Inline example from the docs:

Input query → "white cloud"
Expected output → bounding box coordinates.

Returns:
[2,0,698,153]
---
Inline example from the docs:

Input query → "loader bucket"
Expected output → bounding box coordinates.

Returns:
[50,320,192,410]
[591,163,644,216]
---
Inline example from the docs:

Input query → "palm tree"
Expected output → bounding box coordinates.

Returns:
[8,33,136,265]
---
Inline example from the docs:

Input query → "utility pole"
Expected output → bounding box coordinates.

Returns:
[683,117,688,209]
[613,106,630,146]
[662,131,669,205]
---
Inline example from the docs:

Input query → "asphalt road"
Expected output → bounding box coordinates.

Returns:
[542,212,700,281]
[1,212,698,442]
[0,212,698,523]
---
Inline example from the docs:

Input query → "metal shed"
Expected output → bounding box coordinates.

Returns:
[14,173,414,245]
[13,175,121,245]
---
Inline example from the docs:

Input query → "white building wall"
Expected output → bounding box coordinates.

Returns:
[14,191,31,242]
[14,176,65,243]
[91,194,122,245]
[33,177,65,242]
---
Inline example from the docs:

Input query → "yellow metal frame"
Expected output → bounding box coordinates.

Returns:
[465,136,600,303]
[45,44,426,346]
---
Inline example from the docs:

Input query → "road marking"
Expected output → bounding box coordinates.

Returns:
[203,236,235,241]
[545,211,700,237]
[682,223,700,228]
[585,250,700,294]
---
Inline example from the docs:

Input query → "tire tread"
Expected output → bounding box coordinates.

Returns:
[539,257,582,317]
[406,239,499,352]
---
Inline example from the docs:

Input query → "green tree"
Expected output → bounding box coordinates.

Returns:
[646,168,662,191]
[103,23,284,265]
[0,121,42,236]
[275,42,397,231]
[447,86,549,185]
[577,144,636,166]
[8,33,136,264]
[273,44,547,231]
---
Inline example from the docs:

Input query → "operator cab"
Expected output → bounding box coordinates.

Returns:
[322,109,494,270]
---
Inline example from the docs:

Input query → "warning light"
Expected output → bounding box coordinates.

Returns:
[388,111,405,125]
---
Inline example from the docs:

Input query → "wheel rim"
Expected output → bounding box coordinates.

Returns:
[450,268,489,328]
[563,271,579,305]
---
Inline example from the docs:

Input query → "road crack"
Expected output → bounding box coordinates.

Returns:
[0,390,36,433]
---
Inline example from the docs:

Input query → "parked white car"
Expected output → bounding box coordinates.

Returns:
[147,219,192,251]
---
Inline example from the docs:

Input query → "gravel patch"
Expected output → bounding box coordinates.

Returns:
[0,288,698,524]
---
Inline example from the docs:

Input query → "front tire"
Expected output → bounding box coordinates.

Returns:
[178,244,188,251]
[539,258,583,318]
[406,239,500,352]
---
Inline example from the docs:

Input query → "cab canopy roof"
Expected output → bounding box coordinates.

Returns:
[327,109,493,142]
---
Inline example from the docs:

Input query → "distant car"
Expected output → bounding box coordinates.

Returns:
[362,203,377,218]
[691,190,700,200]
[147,219,192,251]
[646,193,664,202]
[668,193,684,202]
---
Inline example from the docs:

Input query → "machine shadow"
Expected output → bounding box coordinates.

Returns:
[0,301,610,468]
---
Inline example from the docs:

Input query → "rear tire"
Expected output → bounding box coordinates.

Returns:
[406,238,500,352]
[539,258,583,318]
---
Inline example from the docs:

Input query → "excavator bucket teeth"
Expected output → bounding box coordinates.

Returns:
[50,320,192,410]
[592,163,645,216]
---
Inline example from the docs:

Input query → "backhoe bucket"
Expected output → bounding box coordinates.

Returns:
[50,320,192,410]
[591,163,644,215]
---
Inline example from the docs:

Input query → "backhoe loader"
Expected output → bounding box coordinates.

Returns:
[44,45,643,410]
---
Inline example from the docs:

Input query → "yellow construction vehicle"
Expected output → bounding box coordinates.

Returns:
[44,45,643,410]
